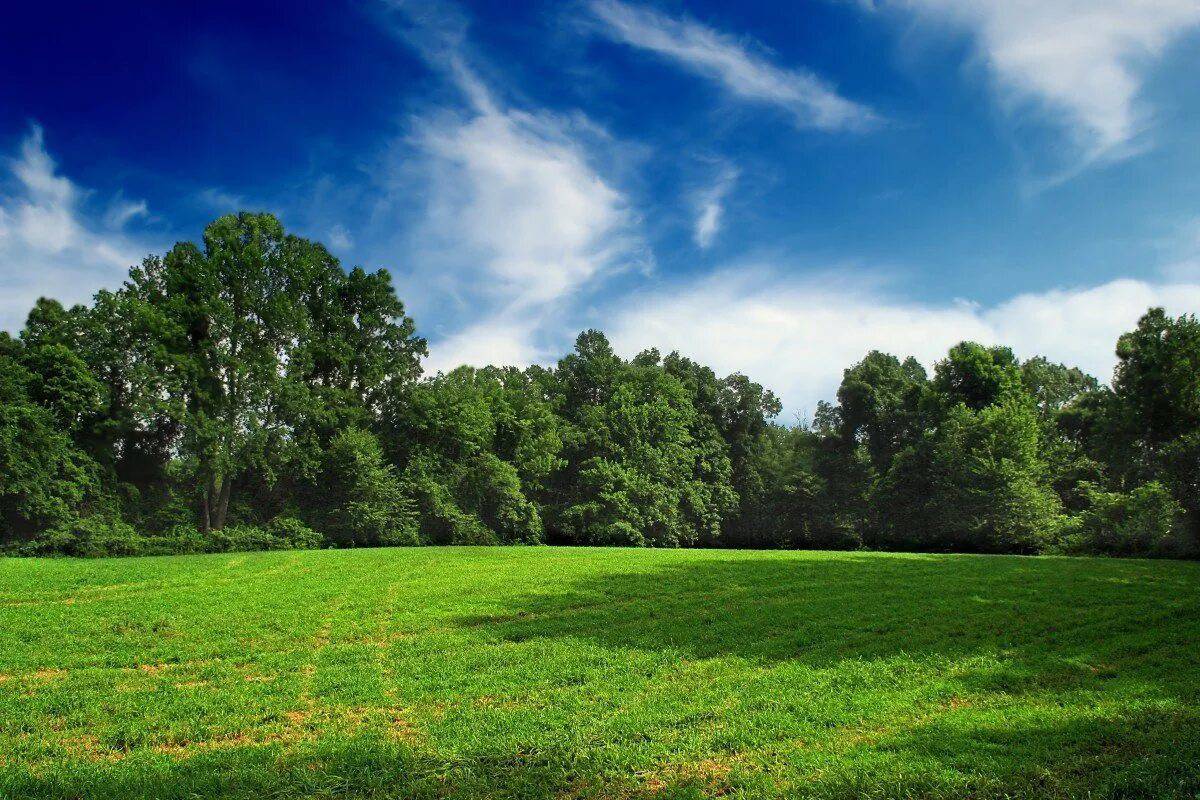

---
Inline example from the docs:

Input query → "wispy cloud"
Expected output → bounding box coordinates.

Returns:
[196,186,247,212]
[586,0,879,131]
[607,266,1200,419]
[0,125,154,333]
[692,165,738,249]
[409,98,641,308]
[878,0,1200,169]
[103,196,149,229]
[377,0,649,373]
[326,223,353,250]
[1159,217,1200,281]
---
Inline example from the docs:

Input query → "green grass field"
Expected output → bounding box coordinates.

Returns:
[1,548,1197,799]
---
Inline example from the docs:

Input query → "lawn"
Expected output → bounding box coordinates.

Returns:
[0,547,1197,799]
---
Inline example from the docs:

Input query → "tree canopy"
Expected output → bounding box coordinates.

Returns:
[1,215,1197,559]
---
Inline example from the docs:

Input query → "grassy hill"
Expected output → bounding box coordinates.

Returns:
[1,547,1197,799]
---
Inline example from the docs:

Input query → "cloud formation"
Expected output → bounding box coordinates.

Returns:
[381,1,648,373]
[0,125,151,333]
[587,0,879,131]
[693,165,738,249]
[411,100,638,308]
[606,266,1200,419]
[886,0,1200,164]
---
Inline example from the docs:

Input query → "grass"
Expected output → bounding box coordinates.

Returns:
[0,547,1198,799]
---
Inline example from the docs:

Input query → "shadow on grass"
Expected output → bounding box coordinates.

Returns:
[4,706,1198,800]
[6,554,1197,799]
[456,553,1199,672]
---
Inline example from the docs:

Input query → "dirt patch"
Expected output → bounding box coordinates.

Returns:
[639,754,748,796]
[59,734,128,763]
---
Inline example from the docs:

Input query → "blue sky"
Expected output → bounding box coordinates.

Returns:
[3,0,1200,418]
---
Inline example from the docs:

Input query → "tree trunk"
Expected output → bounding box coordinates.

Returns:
[200,482,212,535]
[214,476,232,531]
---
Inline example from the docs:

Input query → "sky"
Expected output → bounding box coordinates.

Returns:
[3,0,1200,420]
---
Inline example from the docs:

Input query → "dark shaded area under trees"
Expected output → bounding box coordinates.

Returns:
[2,213,1197,558]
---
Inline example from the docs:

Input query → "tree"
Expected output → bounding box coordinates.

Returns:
[0,347,100,547]
[659,353,781,540]
[1113,308,1200,447]
[1110,308,1200,539]
[317,428,417,547]
[837,351,927,474]
[931,342,1022,413]
[1020,356,1099,422]
[544,332,736,547]
[1019,357,1103,511]
[382,366,560,545]
[124,212,424,533]
[876,399,1065,553]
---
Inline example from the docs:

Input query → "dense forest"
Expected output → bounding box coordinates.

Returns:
[2,213,1197,558]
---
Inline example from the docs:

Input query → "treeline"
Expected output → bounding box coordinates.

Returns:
[2,213,1198,558]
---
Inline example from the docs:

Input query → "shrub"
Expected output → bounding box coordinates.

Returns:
[1070,482,1189,557]
[13,516,146,557]
[141,524,210,555]
[265,517,324,549]
[210,524,291,553]
[319,428,419,547]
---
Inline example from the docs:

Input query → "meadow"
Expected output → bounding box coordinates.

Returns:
[0,547,1197,799]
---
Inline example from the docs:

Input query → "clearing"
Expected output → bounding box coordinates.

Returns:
[0,547,1197,799]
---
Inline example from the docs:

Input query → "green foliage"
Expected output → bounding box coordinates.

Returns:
[837,350,927,472]
[1113,307,1200,446]
[318,428,418,547]
[0,351,102,546]
[1107,308,1200,547]
[6,214,1200,559]
[120,212,425,534]
[1020,356,1099,421]
[384,367,556,545]
[1068,481,1190,558]
[546,334,737,547]
[931,342,1023,412]
[264,516,324,549]
[208,524,297,553]
[877,399,1065,553]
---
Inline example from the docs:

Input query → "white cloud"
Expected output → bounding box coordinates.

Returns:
[326,223,354,250]
[0,125,151,333]
[423,314,547,375]
[587,0,879,131]
[606,266,1200,420]
[884,0,1200,164]
[104,196,149,229]
[692,166,738,249]
[380,2,648,374]
[411,99,639,307]
[197,187,247,212]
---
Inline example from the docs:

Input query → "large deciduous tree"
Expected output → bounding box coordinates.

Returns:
[123,212,424,532]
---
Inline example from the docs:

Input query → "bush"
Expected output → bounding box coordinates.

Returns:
[319,428,419,547]
[210,524,291,553]
[14,515,145,557]
[1069,482,1190,557]
[265,517,324,549]
[141,524,210,555]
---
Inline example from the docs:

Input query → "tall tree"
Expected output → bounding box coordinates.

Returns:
[1111,308,1200,536]
[837,351,927,474]
[125,213,424,532]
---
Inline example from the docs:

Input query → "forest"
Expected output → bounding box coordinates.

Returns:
[2,212,1197,559]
